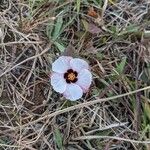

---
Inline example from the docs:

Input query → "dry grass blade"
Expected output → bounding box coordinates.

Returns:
[6,85,150,131]
[73,136,150,144]
[0,44,51,77]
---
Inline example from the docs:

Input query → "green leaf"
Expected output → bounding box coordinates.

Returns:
[52,16,63,40]
[126,25,139,33]
[109,26,117,34]
[46,22,54,40]
[144,102,150,121]
[54,128,64,150]
[82,19,88,31]
[76,0,81,13]
[54,41,65,52]
[93,0,103,7]
[116,57,127,74]
[119,25,140,36]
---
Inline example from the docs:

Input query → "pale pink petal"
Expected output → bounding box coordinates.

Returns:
[50,73,67,93]
[52,56,73,73]
[76,69,92,92]
[63,84,83,101]
[70,58,89,72]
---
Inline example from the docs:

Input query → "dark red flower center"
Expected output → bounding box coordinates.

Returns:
[64,69,78,83]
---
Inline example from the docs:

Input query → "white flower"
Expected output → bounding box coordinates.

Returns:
[50,56,92,101]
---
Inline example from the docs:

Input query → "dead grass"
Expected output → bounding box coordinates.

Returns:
[0,0,150,149]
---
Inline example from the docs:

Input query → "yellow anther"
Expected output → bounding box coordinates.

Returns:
[68,73,76,81]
